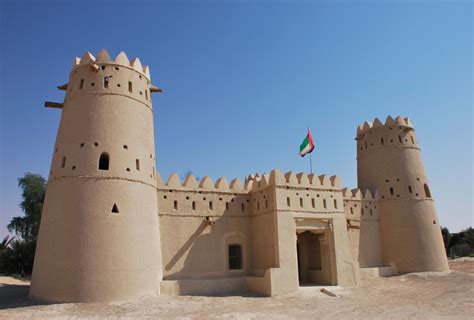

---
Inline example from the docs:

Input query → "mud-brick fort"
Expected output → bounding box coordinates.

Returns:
[30,50,449,302]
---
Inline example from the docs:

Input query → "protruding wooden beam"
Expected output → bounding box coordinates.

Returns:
[57,83,68,90]
[45,101,63,109]
[150,85,163,93]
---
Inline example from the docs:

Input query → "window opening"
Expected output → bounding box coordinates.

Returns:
[111,203,119,214]
[136,159,140,171]
[424,184,431,198]
[128,81,133,93]
[228,244,243,270]
[103,76,109,89]
[79,79,84,90]
[61,156,66,168]
[98,152,110,170]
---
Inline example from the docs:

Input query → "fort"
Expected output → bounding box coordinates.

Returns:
[30,50,449,302]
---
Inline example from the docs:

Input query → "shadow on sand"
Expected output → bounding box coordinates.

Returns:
[0,282,50,310]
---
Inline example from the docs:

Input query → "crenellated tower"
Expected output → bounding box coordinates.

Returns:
[30,49,163,302]
[356,116,448,273]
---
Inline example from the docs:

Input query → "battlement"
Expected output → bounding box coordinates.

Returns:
[342,188,379,220]
[72,49,152,80]
[342,188,379,201]
[157,172,246,193]
[246,169,341,191]
[356,116,414,138]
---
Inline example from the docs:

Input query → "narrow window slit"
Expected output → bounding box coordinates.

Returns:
[128,81,133,93]
[79,79,84,90]
[136,159,140,171]
[424,184,431,198]
[103,76,109,89]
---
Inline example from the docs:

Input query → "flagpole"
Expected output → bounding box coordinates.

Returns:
[307,126,313,174]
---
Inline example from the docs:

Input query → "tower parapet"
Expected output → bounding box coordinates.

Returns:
[356,115,448,273]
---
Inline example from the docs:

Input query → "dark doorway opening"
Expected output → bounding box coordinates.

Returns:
[297,230,336,286]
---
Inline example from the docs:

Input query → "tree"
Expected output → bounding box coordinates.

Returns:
[441,227,450,256]
[7,173,46,243]
[1,173,46,276]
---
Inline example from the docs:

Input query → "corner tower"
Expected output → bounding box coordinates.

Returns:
[30,49,163,302]
[356,116,448,273]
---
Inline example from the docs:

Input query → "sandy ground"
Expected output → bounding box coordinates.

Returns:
[0,259,473,319]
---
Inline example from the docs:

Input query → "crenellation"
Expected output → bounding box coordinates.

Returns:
[285,171,298,185]
[229,178,243,190]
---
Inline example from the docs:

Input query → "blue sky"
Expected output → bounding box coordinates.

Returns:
[0,0,472,238]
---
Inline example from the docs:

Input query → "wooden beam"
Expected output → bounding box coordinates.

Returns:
[44,101,63,109]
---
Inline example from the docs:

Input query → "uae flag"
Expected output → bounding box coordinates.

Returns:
[299,129,315,157]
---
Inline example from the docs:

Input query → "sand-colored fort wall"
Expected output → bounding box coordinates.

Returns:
[157,174,252,284]
[343,188,382,268]
[356,116,448,273]
[30,50,163,302]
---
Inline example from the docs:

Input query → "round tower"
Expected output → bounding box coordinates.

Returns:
[30,49,163,302]
[356,116,448,273]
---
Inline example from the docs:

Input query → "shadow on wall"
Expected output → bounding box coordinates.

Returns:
[163,194,251,281]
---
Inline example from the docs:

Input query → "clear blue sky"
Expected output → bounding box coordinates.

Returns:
[0,0,472,239]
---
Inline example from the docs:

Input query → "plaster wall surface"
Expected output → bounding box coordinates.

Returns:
[343,189,383,268]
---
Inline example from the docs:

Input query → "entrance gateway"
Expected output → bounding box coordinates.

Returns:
[295,218,336,286]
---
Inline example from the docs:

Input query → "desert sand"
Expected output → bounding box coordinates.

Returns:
[0,258,472,319]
